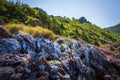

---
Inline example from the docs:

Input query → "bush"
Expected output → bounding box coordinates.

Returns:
[9,19,21,24]
[25,16,42,26]
[0,16,9,24]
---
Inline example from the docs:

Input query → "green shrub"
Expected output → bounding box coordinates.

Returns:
[9,19,21,24]
[0,16,9,24]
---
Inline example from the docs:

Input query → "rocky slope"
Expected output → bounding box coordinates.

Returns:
[0,27,120,80]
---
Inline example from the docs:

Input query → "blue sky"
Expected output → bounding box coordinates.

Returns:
[12,0,120,28]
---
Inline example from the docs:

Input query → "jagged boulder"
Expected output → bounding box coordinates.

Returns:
[0,38,21,54]
[14,33,35,54]
[78,17,90,24]
[34,37,61,59]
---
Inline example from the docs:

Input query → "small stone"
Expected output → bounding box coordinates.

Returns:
[50,74,60,79]
[50,68,59,73]
[104,74,111,78]
[39,65,46,70]
[14,73,23,79]
[15,66,24,73]
[25,68,31,73]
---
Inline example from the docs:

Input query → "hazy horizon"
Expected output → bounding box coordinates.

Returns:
[12,0,120,28]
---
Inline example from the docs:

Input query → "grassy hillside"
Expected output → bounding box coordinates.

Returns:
[0,0,120,46]
[105,23,120,35]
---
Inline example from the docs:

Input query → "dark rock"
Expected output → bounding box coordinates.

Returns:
[57,39,64,45]
[50,74,60,80]
[78,17,90,24]
[50,68,59,74]
[0,26,12,38]
[15,66,24,73]
[25,68,31,73]
[12,73,23,79]
[37,71,49,80]
[0,67,14,80]
[26,74,37,80]
[0,54,29,67]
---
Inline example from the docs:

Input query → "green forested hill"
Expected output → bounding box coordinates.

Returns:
[0,0,120,46]
[105,23,120,35]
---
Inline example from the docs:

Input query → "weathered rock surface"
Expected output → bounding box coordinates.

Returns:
[0,38,21,54]
[0,67,14,80]
[0,33,120,80]
[14,33,35,54]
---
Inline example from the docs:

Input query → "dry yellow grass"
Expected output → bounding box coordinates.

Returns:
[6,24,57,40]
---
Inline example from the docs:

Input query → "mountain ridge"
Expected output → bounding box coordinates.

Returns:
[105,23,120,35]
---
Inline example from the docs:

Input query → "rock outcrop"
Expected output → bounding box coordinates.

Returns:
[0,33,120,80]
[78,17,90,24]
[0,38,21,54]
[0,26,12,38]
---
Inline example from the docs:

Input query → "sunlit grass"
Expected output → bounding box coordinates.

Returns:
[48,60,61,65]
[6,24,57,40]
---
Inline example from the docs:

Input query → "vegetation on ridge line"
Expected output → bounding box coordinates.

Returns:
[105,23,120,35]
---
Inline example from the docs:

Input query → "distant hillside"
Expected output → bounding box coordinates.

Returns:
[105,23,120,35]
[0,0,120,46]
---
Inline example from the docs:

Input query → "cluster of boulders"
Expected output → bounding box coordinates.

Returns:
[0,32,120,80]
